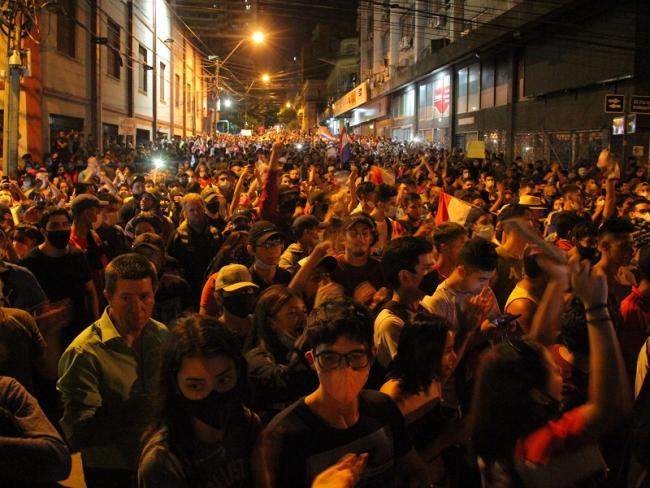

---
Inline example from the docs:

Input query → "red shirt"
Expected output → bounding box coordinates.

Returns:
[620,286,650,379]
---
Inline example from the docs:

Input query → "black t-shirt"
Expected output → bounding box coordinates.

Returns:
[138,408,261,488]
[153,272,193,325]
[260,390,412,487]
[20,248,92,338]
[249,265,292,293]
[330,256,387,298]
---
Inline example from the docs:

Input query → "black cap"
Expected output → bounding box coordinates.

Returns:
[344,213,376,231]
[248,220,283,245]
[71,193,106,216]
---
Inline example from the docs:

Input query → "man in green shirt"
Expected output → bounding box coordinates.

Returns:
[57,253,169,488]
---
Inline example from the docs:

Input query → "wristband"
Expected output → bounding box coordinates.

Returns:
[585,304,608,313]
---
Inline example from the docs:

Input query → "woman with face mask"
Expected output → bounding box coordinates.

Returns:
[245,285,307,421]
[139,314,261,488]
[254,297,430,488]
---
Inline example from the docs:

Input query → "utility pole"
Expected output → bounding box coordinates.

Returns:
[2,4,26,178]
[215,58,220,125]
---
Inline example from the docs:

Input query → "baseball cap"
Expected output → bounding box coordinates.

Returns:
[214,264,259,293]
[343,213,376,231]
[132,232,165,253]
[292,215,323,235]
[71,193,106,216]
[248,220,283,246]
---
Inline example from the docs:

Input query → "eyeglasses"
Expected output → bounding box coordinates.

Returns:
[257,238,283,249]
[313,350,371,371]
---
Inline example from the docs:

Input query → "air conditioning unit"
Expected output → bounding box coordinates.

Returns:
[400,36,413,49]
[430,15,441,28]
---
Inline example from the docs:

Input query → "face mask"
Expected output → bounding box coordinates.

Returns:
[222,293,257,318]
[180,389,240,430]
[289,177,300,185]
[319,366,368,405]
[474,224,494,241]
[47,230,70,249]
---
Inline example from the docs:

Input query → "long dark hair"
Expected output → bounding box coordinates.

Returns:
[468,338,551,465]
[388,312,451,395]
[147,314,248,458]
[248,285,303,362]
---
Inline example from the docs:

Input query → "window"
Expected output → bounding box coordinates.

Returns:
[107,18,120,79]
[468,63,480,112]
[481,59,494,109]
[456,67,468,114]
[186,83,191,112]
[159,62,166,102]
[495,57,509,106]
[418,79,433,121]
[175,75,180,107]
[391,88,415,118]
[433,72,451,117]
[138,45,148,93]
[57,0,76,58]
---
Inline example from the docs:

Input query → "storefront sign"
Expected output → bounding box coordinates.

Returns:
[631,95,650,114]
[605,94,624,113]
[333,82,369,117]
[118,118,136,136]
[433,72,451,117]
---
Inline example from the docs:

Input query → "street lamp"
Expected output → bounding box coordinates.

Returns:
[285,102,292,108]
[213,31,266,127]
[261,73,270,83]
[224,99,232,108]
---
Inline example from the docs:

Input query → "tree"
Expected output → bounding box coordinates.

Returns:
[224,98,279,131]
[277,106,299,130]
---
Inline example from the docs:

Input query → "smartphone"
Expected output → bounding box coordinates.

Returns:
[490,313,522,327]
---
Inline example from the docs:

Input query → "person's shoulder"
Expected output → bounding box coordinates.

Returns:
[374,306,404,327]
[146,318,170,337]
[139,428,185,483]
[263,397,309,435]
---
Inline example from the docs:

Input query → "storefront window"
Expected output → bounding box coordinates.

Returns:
[481,59,494,109]
[481,129,506,156]
[495,56,509,106]
[468,63,480,112]
[434,72,451,118]
[418,79,433,121]
[456,67,468,114]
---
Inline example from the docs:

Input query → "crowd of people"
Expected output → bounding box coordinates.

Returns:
[1,129,649,487]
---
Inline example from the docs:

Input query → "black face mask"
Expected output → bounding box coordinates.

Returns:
[47,230,70,249]
[180,388,241,430]
[289,177,300,185]
[222,292,257,318]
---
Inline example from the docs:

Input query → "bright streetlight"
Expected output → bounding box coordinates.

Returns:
[224,99,232,108]
[252,31,265,44]
[261,73,270,83]
[285,102,292,108]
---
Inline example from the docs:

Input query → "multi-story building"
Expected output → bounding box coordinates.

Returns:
[0,0,208,163]
[339,0,650,166]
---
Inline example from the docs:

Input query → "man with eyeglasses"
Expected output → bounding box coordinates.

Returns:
[330,213,388,306]
[255,297,429,487]
[246,220,292,292]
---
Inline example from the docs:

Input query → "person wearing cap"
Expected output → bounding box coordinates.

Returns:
[247,220,293,293]
[279,215,321,275]
[168,193,222,298]
[330,213,388,307]
[132,233,192,325]
[95,192,130,261]
[70,193,109,307]
[125,188,175,246]
[213,263,259,343]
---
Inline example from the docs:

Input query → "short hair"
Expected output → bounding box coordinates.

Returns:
[382,237,433,290]
[356,182,375,198]
[131,212,163,234]
[639,244,650,281]
[630,197,650,212]
[458,237,498,272]
[389,313,452,394]
[402,191,422,206]
[105,253,158,296]
[561,183,581,196]
[39,207,72,229]
[573,220,597,241]
[523,247,543,279]
[598,217,635,239]
[13,223,43,244]
[303,297,373,351]
[554,211,583,240]
[181,193,204,209]
[431,222,466,252]
[497,204,528,223]
[375,183,398,204]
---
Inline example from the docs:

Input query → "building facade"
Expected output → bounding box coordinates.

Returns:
[337,0,650,167]
[0,0,208,163]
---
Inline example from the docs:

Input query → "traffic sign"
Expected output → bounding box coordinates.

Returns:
[605,94,624,113]
[630,95,650,114]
